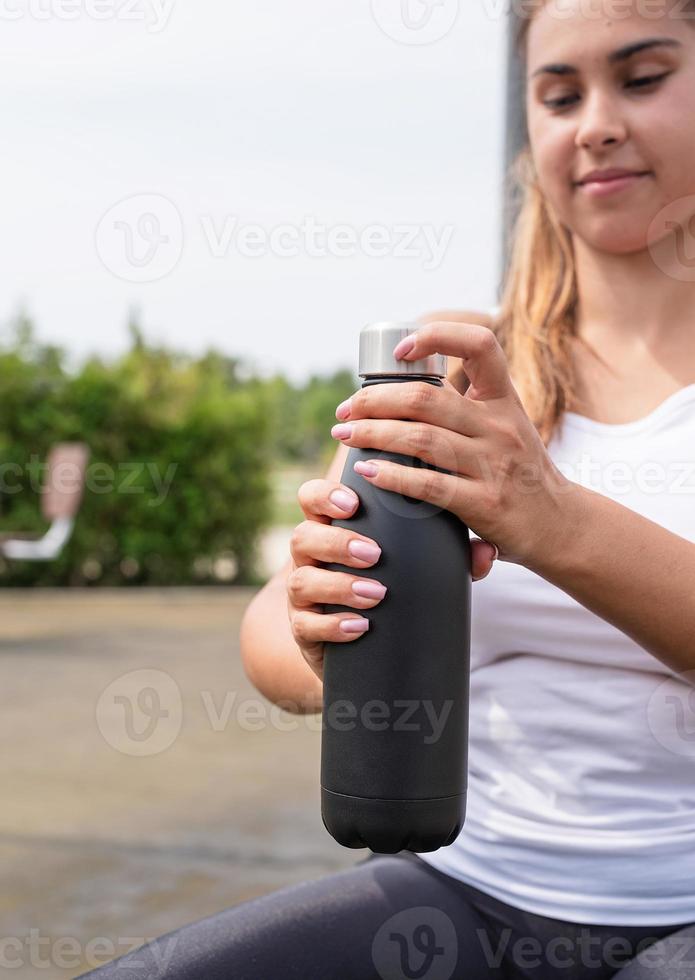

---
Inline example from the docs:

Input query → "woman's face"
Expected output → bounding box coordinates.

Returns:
[525,0,695,253]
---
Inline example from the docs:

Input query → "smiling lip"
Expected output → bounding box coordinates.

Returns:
[575,172,651,196]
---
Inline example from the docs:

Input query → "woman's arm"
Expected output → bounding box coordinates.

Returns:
[239,441,350,714]
[525,483,695,676]
[426,311,695,672]
[339,314,695,678]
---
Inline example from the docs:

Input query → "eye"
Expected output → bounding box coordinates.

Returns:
[625,70,671,90]
[542,70,672,111]
[542,92,579,110]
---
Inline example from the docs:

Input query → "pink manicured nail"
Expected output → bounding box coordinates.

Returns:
[393,335,416,359]
[348,540,381,562]
[331,423,353,440]
[354,460,378,478]
[330,489,357,512]
[336,399,352,420]
[351,580,387,600]
[340,618,370,633]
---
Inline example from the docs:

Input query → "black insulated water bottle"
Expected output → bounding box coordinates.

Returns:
[320,321,472,854]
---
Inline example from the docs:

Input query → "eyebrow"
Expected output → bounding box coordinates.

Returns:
[529,37,682,80]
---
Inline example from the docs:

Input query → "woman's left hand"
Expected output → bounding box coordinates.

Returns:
[330,320,571,566]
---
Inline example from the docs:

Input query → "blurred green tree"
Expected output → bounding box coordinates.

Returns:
[0,313,355,587]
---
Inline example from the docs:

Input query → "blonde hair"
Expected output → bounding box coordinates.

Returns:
[493,2,695,446]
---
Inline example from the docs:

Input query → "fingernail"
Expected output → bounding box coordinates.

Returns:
[336,399,352,420]
[351,580,387,600]
[393,335,416,359]
[354,460,378,478]
[331,423,353,440]
[340,618,370,634]
[348,540,381,563]
[330,489,357,512]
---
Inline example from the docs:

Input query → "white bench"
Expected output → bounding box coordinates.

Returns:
[0,443,90,561]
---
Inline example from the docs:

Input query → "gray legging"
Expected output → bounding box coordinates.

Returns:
[78,850,695,979]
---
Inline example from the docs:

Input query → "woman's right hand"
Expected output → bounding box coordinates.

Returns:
[287,478,386,682]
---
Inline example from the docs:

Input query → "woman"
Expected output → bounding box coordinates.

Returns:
[82,1,695,977]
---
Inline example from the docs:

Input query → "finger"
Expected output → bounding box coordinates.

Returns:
[289,520,382,569]
[393,321,512,402]
[297,478,360,522]
[331,417,475,477]
[350,456,475,518]
[471,538,498,581]
[288,564,387,611]
[336,379,487,438]
[292,608,370,647]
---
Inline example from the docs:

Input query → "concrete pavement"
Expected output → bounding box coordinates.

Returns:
[0,587,356,978]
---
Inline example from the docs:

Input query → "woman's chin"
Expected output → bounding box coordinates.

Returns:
[577,224,651,255]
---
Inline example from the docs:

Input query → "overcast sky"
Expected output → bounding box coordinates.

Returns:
[0,0,508,382]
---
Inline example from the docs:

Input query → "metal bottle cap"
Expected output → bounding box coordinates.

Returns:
[358,322,447,379]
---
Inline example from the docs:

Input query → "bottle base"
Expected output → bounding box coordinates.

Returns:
[321,787,466,854]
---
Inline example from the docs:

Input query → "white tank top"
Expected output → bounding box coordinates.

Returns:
[417,371,695,925]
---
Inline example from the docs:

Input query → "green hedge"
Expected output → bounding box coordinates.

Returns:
[0,315,356,587]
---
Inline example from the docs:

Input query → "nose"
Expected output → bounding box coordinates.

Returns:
[574,88,627,152]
